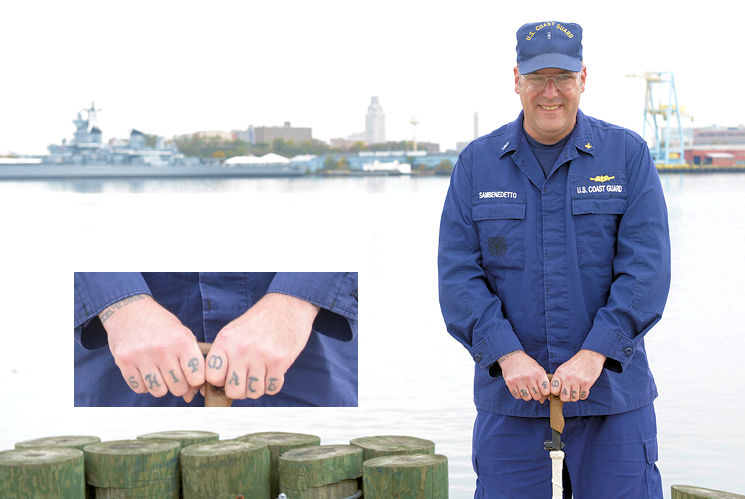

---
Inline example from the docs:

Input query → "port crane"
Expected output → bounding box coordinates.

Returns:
[627,72,691,165]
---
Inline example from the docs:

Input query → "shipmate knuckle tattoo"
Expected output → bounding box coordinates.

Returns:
[207,355,223,370]
[145,373,161,389]
[187,357,199,373]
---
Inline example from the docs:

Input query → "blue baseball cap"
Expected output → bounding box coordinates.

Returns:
[516,22,583,74]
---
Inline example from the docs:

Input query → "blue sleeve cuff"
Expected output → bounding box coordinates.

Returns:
[74,272,152,349]
[267,272,358,341]
[465,324,524,376]
[581,325,636,373]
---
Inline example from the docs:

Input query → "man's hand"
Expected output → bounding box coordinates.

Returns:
[498,350,551,404]
[205,293,320,400]
[551,349,605,402]
[101,295,205,402]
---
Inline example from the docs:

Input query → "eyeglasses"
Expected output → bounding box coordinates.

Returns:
[519,73,580,92]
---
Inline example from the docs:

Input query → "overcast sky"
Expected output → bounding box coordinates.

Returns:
[1,0,739,155]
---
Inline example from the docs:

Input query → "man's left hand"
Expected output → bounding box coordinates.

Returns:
[205,293,320,400]
[551,349,605,403]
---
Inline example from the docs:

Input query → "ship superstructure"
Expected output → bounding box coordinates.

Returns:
[45,103,199,167]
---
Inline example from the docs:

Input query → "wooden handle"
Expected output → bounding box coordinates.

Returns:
[546,374,564,434]
[197,342,232,408]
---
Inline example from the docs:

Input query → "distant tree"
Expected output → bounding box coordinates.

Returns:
[337,157,350,171]
[252,142,271,156]
[323,156,338,170]
[434,159,453,175]
[144,134,158,148]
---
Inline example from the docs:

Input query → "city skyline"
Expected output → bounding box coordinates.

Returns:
[2,1,741,156]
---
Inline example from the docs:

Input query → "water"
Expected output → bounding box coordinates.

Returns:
[0,174,743,498]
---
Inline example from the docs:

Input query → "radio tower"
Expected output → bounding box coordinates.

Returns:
[410,117,420,152]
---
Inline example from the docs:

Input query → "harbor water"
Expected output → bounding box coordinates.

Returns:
[0,174,743,498]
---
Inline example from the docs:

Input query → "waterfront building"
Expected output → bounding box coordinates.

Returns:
[676,125,745,167]
[250,122,312,144]
[684,145,745,167]
[693,125,745,146]
[191,130,234,140]
[416,141,440,155]
[365,97,386,144]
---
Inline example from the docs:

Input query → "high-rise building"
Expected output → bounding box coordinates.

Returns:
[365,97,385,144]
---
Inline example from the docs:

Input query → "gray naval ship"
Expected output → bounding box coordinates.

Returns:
[0,104,305,179]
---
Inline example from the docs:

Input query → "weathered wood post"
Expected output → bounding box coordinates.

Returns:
[83,439,180,498]
[350,435,435,460]
[671,485,745,498]
[137,430,219,449]
[236,431,321,498]
[363,453,448,499]
[14,436,100,499]
[279,444,363,498]
[0,447,86,498]
[180,440,270,499]
[15,435,101,451]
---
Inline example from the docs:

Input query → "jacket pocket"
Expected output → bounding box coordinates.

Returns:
[572,198,626,268]
[473,202,526,270]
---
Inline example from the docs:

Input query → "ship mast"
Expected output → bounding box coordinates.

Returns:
[83,102,102,129]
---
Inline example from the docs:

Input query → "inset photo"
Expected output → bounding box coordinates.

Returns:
[73,272,357,407]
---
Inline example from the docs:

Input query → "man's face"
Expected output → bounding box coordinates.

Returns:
[514,66,586,144]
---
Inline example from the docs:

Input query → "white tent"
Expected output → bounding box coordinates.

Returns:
[224,153,289,166]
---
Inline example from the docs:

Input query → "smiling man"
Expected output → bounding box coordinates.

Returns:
[438,22,670,498]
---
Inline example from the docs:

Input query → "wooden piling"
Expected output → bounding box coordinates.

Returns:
[0,447,86,499]
[279,444,362,497]
[179,440,270,499]
[350,435,435,461]
[15,435,101,451]
[83,439,180,498]
[280,478,359,499]
[136,430,219,449]
[363,453,448,499]
[13,436,101,499]
[235,431,321,498]
[671,485,745,498]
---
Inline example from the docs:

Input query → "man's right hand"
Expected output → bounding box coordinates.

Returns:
[497,350,550,404]
[99,294,205,402]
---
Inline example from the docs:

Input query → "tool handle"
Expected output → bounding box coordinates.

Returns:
[197,341,233,407]
[546,374,564,434]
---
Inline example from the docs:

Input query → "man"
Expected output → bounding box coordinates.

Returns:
[74,272,358,407]
[438,22,670,498]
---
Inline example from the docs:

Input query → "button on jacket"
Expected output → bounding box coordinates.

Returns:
[438,110,670,417]
[74,272,358,407]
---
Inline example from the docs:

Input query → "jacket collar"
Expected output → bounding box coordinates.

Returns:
[498,109,596,159]
[497,109,596,189]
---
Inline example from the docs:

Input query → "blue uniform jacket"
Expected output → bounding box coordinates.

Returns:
[438,110,670,417]
[74,272,358,407]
